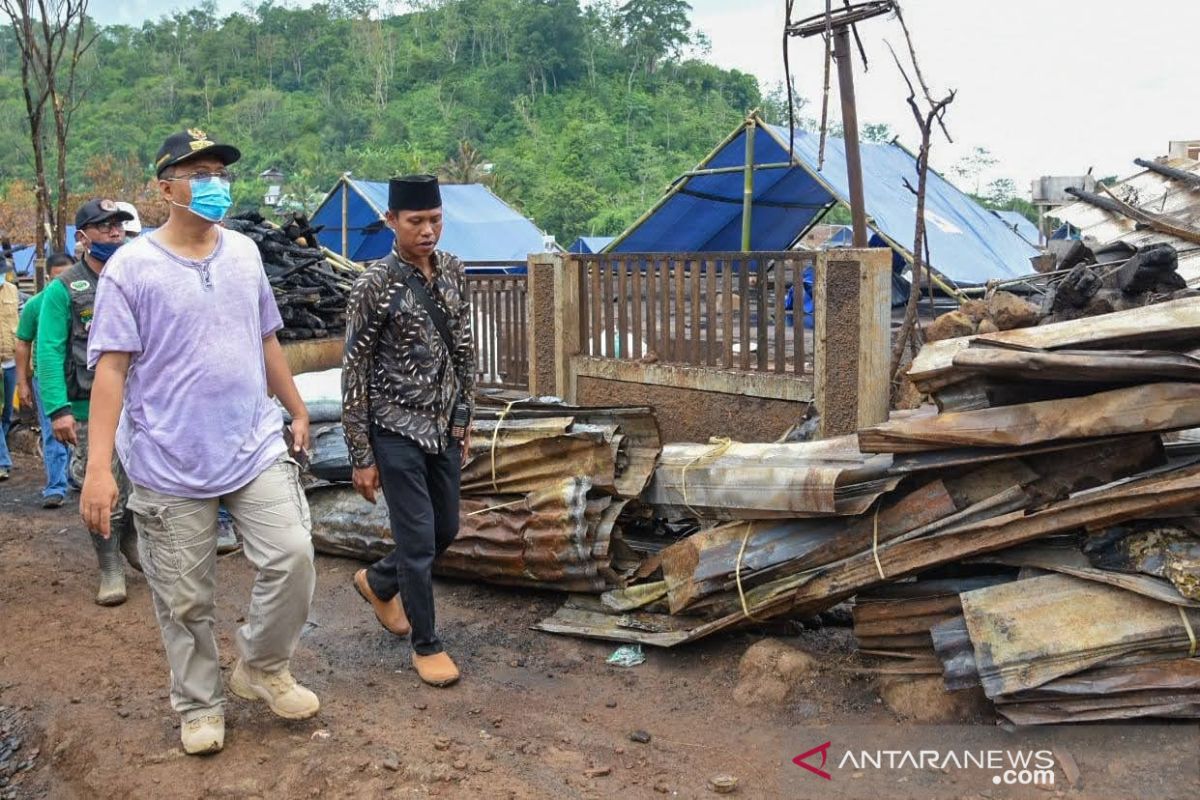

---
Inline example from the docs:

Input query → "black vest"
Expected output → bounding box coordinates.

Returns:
[56,260,99,401]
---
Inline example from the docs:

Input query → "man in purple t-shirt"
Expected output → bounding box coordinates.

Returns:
[80,129,319,756]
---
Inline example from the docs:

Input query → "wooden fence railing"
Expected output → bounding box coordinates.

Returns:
[465,272,529,389]
[570,252,813,374]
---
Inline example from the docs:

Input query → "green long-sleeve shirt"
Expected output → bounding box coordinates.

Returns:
[36,279,89,420]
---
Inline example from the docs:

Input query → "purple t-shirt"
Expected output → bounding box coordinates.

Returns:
[87,229,286,499]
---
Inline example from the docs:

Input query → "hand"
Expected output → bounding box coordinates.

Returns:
[52,414,78,446]
[81,468,119,537]
[353,465,381,504]
[288,415,311,456]
[17,380,34,411]
[461,431,472,467]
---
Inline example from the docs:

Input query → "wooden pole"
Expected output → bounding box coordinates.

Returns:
[340,174,349,260]
[833,28,869,248]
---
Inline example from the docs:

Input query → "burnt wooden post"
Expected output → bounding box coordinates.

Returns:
[814,248,891,437]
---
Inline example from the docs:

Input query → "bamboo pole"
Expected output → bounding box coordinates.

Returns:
[741,117,756,251]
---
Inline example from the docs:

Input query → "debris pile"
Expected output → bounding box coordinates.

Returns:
[224,211,359,340]
[299,386,661,593]
[535,298,1200,724]
[925,242,1197,344]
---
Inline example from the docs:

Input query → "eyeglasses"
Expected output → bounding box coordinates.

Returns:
[84,220,126,233]
[163,170,234,182]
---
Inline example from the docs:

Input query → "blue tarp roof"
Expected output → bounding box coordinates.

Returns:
[569,236,615,254]
[311,179,549,264]
[609,119,1039,285]
[992,210,1041,245]
[8,226,77,276]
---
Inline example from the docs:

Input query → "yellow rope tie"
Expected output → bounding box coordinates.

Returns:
[489,399,525,494]
[1180,607,1198,658]
[466,498,527,517]
[678,436,734,518]
[871,505,885,580]
[734,521,763,622]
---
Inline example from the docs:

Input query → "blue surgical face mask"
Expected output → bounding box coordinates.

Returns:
[81,234,122,263]
[181,176,233,223]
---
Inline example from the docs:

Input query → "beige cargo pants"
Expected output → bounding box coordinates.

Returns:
[125,455,315,720]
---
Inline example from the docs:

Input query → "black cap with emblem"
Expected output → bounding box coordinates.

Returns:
[154,128,242,177]
[75,198,135,228]
[388,174,442,212]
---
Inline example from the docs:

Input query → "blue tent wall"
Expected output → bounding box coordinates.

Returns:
[993,210,1040,245]
[610,120,1038,286]
[569,236,615,254]
[311,179,549,263]
[8,226,77,276]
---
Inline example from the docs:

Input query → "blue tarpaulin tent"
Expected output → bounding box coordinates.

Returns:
[608,115,1038,287]
[311,177,550,266]
[8,226,77,276]
[992,210,1041,246]
[569,236,615,254]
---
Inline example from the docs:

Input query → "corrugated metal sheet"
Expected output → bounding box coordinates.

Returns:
[1054,157,1200,284]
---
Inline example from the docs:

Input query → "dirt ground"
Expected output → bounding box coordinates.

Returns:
[1,448,1198,800]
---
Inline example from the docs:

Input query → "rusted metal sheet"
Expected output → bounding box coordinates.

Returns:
[461,431,617,495]
[644,435,893,520]
[859,383,1200,453]
[959,573,1200,698]
[657,479,957,614]
[308,479,620,593]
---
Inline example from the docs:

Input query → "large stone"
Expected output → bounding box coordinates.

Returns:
[877,675,992,723]
[958,299,989,324]
[925,310,976,343]
[732,639,817,708]
[986,291,1040,330]
[976,318,999,335]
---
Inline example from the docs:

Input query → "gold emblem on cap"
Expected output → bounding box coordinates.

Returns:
[99,199,116,211]
[187,128,207,139]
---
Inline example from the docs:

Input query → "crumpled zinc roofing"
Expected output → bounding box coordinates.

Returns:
[311,179,549,263]
[1054,158,1200,286]
[609,120,1038,286]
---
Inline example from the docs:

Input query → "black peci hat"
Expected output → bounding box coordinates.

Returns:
[155,128,241,177]
[388,174,442,212]
[75,198,135,228]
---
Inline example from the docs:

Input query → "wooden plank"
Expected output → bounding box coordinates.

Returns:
[660,255,671,361]
[860,382,1200,453]
[774,258,787,373]
[795,257,806,375]
[589,258,601,358]
[616,256,629,360]
[674,254,686,360]
[757,255,769,372]
[630,257,643,360]
[722,257,733,369]
[645,257,657,357]
[952,347,1200,384]
[705,257,716,367]
[738,257,750,370]
[602,256,615,359]
[690,257,701,364]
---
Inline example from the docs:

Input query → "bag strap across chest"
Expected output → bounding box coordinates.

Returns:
[383,252,456,353]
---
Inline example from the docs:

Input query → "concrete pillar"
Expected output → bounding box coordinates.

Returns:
[524,253,582,401]
[814,248,892,437]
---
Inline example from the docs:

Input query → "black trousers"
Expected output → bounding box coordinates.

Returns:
[365,428,462,656]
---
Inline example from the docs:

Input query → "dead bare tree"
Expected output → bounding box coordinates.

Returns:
[1,0,97,287]
[886,4,955,388]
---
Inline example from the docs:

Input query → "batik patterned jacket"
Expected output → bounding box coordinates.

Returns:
[341,250,475,467]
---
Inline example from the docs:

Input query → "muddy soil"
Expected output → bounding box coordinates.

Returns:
[1,450,1197,799]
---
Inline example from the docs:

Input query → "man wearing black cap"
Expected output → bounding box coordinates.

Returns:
[80,129,319,755]
[36,198,139,605]
[342,174,475,687]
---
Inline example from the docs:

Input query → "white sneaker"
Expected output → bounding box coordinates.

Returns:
[229,660,320,720]
[181,713,225,755]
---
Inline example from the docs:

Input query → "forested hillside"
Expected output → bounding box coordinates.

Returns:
[0,0,775,242]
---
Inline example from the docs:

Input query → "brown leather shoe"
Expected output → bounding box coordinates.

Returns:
[353,569,410,636]
[413,651,460,687]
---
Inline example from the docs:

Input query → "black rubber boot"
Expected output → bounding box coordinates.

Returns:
[116,514,142,573]
[91,531,127,606]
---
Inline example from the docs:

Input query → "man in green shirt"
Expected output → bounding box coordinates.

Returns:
[15,253,73,506]
[37,199,139,605]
